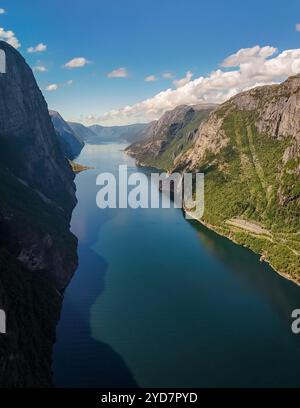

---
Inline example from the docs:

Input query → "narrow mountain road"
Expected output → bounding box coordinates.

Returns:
[226,218,300,257]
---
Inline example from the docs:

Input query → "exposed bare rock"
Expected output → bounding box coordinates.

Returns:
[174,110,227,171]
[126,104,217,169]
[177,75,300,172]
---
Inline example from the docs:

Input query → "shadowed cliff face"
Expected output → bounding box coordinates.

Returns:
[0,41,78,386]
[49,110,84,160]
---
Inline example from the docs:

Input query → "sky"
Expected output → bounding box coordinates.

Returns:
[0,0,300,125]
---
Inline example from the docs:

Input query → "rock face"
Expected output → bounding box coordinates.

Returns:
[0,41,78,386]
[126,104,216,169]
[50,110,84,160]
[177,76,300,172]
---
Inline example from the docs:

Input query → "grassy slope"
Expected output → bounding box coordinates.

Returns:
[195,111,300,282]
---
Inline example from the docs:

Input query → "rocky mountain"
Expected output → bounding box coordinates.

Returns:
[128,78,300,282]
[126,104,217,169]
[50,110,84,160]
[88,123,149,144]
[0,41,78,386]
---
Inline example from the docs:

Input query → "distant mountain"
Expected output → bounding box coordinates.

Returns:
[87,123,150,143]
[49,110,84,159]
[68,121,98,143]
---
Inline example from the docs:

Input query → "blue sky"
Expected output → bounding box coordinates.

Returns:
[1,0,300,124]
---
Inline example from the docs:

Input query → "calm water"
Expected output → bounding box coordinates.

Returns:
[54,143,300,387]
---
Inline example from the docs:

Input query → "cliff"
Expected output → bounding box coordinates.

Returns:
[0,41,78,386]
[126,104,217,169]
[50,110,84,160]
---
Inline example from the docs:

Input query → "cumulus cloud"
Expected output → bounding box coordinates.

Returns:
[173,71,193,88]
[162,72,174,79]
[87,45,300,125]
[0,8,6,14]
[222,45,277,67]
[66,79,74,86]
[145,75,157,82]
[33,65,47,72]
[107,67,128,78]
[45,84,58,92]
[0,27,21,48]
[27,43,47,53]
[296,24,300,32]
[64,57,90,68]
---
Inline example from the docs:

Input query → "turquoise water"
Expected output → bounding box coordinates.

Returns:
[54,143,300,387]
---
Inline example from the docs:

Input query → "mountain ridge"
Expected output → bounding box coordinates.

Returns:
[126,104,217,169]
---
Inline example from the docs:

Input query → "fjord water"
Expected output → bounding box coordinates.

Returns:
[54,143,300,387]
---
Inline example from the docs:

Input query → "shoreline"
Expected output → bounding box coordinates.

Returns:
[124,153,300,287]
[69,160,95,174]
[184,207,300,287]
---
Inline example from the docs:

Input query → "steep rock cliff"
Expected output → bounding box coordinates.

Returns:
[126,104,216,170]
[0,41,78,386]
[50,110,84,160]
[176,75,300,173]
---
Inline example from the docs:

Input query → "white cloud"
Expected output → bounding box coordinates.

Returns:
[64,57,90,68]
[45,84,58,92]
[0,27,21,48]
[296,24,300,32]
[27,43,47,53]
[66,80,74,86]
[173,71,193,88]
[87,45,300,125]
[0,8,6,14]
[33,65,47,72]
[162,72,174,79]
[107,67,128,78]
[221,45,277,67]
[145,75,157,82]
